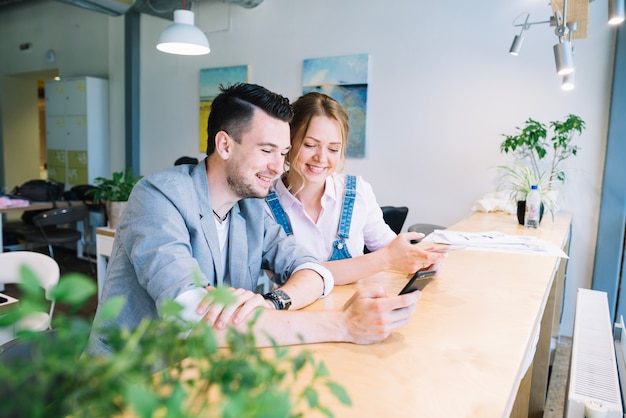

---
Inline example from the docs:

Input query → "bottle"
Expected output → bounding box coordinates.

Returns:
[524,184,541,229]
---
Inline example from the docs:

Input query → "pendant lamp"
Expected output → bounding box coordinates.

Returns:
[561,71,575,91]
[157,9,210,56]
[609,0,625,25]
[553,41,574,75]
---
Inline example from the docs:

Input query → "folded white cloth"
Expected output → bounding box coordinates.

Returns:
[0,196,30,209]
[471,192,516,214]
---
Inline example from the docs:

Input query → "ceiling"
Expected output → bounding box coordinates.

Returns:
[0,0,263,21]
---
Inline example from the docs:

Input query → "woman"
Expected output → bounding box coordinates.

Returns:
[266,92,443,285]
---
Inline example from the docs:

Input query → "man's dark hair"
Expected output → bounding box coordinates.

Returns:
[206,83,293,156]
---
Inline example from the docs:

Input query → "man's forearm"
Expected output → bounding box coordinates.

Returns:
[212,308,346,347]
[277,269,326,310]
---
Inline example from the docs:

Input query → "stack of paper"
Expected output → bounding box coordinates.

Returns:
[422,230,569,258]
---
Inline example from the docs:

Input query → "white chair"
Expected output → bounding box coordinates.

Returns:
[0,251,60,336]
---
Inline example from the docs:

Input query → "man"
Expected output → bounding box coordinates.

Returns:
[86,83,420,355]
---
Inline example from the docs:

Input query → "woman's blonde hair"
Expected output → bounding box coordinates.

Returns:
[286,92,350,195]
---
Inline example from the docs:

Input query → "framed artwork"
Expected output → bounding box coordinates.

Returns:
[302,54,369,158]
[199,65,249,152]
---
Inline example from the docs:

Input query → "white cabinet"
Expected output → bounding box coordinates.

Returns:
[44,77,109,188]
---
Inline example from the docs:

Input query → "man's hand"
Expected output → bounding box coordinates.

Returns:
[196,286,273,330]
[340,286,421,344]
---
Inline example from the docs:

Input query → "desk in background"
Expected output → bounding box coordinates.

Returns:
[0,200,87,253]
[95,227,115,300]
[288,211,571,418]
[0,293,19,345]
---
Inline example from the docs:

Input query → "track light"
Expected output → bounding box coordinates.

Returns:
[509,13,530,56]
[553,41,575,75]
[561,71,575,91]
[157,9,210,56]
[509,35,524,56]
[609,0,625,25]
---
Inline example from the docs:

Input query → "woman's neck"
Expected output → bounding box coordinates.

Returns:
[284,171,325,221]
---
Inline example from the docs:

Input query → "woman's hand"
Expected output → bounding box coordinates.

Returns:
[381,232,446,273]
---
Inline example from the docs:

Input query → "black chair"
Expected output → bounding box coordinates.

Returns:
[21,206,89,260]
[407,223,446,242]
[364,206,409,254]
[380,206,409,235]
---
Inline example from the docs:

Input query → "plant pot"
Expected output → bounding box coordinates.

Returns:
[106,201,127,229]
[516,201,545,226]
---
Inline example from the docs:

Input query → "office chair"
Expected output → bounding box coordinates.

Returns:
[364,206,409,254]
[407,223,446,242]
[0,251,60,343]
[21,206,89,260]
[380,206,409,235]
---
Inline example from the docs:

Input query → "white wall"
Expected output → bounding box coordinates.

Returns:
[1,0,617,336]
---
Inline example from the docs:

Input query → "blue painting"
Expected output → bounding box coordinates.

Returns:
[302,54,369,158]
[199,65,248,152]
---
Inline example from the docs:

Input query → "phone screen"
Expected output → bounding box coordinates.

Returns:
[398,269,436,295]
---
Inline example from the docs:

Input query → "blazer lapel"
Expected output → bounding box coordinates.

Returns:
[193,159,223,286]
[227,202,249,289]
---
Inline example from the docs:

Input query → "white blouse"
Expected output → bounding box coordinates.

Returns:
[267,173,396,261]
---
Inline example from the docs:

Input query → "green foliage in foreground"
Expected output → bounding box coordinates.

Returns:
[0,267,351,417]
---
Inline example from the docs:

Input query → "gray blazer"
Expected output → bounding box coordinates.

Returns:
[86,159,319,355]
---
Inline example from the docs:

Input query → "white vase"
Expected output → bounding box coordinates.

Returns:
[106,201,127,229]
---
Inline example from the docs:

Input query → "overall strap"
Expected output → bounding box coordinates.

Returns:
[336,175,357,239]
[266,191,293,236]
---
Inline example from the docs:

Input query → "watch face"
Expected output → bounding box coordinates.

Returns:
[274,289,292,310]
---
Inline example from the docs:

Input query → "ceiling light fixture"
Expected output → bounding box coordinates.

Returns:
[156,3,210,56]
[553,0,575,76]
[508,13,551,56]
[561,71,575,90]
[509,0,581,88]
[609,0,625,25]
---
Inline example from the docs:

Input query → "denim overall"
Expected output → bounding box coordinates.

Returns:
[266,175,357,261]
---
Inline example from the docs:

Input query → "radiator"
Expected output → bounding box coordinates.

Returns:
[566,288,623,418]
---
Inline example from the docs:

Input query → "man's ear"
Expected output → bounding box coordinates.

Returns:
[215,131,231,159]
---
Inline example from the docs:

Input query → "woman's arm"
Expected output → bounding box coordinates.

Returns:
[324,232,445,285]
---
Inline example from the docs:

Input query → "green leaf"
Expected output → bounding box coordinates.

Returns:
[51,273,97,305]
[326,381,352,406]
[125,383,161,418]
[97,296,126,321]
[304,386,319,408]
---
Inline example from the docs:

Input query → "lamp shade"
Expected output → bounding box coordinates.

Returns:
[509,34,524,56]
[609,0,625,25]
[553,41,574,75]
[561,71,575,91]
[157,10,210,56]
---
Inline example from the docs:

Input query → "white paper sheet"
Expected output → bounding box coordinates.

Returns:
[422,230,569,258]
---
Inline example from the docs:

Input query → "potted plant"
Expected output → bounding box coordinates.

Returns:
[497,114,585,223]
[87,168,142,229]
[0,266,350,417]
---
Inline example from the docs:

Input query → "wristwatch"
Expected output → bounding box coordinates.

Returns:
[263,289,292,310]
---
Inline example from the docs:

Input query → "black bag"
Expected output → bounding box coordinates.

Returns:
[10,180,65,225]
[62,184,97,201]
[11,179,64,202]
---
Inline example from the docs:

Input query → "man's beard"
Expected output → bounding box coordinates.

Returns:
[226,164,269,199]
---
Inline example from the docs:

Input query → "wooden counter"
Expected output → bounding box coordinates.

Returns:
[292,211,571,418]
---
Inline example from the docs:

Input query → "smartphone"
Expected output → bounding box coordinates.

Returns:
[398,269,437,295]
